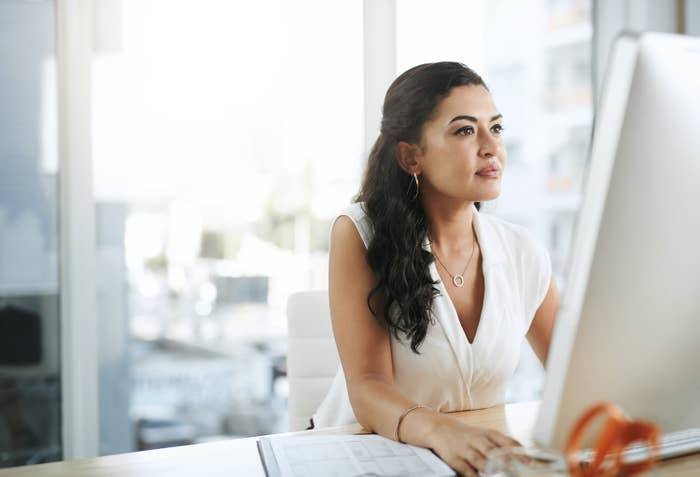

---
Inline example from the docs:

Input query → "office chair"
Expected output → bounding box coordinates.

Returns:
[286,290,340,431]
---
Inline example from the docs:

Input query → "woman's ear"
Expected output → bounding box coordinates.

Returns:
[396,141,423,175]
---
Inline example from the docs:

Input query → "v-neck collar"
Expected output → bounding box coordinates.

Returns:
[421,205,504,395]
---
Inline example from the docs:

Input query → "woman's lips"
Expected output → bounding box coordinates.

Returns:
[476,168,500,179]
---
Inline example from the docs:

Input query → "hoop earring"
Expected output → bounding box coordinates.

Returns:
[412,173,420,200]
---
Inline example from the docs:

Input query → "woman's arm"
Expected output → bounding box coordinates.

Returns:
[328,215,435,444]
[526,277,560,367]
[329,216,519,476]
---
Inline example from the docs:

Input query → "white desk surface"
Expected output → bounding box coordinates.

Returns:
[0,401,698,476]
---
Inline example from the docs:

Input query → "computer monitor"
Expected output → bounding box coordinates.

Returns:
[533,32,700,450]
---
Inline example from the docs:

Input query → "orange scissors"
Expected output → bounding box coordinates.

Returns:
[565,402,661,477]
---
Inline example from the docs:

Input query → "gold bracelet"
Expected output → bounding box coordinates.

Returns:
[394,404,431,443]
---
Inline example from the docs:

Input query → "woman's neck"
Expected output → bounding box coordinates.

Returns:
[421,197,476,253]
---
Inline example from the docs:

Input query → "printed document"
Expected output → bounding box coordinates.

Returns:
[257,433,455,477]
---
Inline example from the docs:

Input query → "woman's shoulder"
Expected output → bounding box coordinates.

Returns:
[331,202,373,249]
[477,210,548,260]
[478,210,553,328]
[338,202,367,221]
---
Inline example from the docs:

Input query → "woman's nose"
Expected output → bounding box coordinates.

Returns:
[478,130,499,157]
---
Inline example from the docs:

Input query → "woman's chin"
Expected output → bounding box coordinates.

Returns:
[473,185,502,202]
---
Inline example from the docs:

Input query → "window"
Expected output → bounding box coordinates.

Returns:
[91,0,594,452]
[92,0,363,451]
[0,0,62,466]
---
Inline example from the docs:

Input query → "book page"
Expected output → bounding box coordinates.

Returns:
[266,434,455,477]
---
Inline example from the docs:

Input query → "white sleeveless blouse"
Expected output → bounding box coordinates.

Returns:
[313,202,551,427]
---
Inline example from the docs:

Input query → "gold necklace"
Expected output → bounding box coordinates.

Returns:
[430,235,476,288]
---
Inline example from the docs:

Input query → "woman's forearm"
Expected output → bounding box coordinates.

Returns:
[348,377,441,449]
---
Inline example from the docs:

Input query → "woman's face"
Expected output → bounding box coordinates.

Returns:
[416,84,506,203]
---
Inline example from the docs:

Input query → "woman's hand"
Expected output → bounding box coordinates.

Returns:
[426,413,522,477]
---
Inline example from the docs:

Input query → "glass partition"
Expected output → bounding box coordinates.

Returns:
[0,0,62,466]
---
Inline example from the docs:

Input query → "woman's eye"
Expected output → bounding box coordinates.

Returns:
[491,124,504,134]
[456,126,474,136]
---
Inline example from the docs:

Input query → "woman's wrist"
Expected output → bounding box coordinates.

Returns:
[398,406,443,448]
[395,405,431,442]
[422,411,448,449]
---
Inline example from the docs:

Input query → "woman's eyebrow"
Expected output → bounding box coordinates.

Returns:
[448,113,503,124]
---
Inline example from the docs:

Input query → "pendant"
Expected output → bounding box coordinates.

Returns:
[453,275,465,287]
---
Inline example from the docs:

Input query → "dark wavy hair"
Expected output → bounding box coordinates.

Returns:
[355,62,488,353]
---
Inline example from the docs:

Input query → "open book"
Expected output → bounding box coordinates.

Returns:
[257,434,455,477]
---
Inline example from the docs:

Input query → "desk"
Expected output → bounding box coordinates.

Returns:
[1,401,698,476]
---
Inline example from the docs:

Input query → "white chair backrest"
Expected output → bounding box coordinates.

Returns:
[286,290,340,431]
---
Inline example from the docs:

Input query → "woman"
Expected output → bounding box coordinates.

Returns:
[314,62,560,476]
